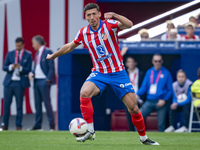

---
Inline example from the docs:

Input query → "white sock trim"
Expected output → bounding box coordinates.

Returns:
[140,135,148,142]
[88,123,94,133]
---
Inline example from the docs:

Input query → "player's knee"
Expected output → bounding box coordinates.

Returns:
[128,105,139,114]
[80,89,91,98]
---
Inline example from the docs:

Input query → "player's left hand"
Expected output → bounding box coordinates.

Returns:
[104,12,115,20]
[157,99,166,107]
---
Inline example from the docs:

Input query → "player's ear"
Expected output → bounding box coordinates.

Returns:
[99,11,101,18]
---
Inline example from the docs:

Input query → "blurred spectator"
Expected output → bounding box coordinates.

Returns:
[168,29,181,40]
[189,16,198,27]
[181,22,199,41]
[138,28,150,40]
[136,54,173,132]
[165,69,192,133]
[191,67,200,108]
[28,35,56,131]
[197,14,200,27]
[161,20,175,41]
[125,57,144,94]
[1,37,32,130]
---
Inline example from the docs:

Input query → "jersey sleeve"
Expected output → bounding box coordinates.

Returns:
[107,19,120,31]
[74,29,82,44]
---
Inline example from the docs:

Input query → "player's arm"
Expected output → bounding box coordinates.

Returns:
[46,41,80,60]
[104,12,133,29]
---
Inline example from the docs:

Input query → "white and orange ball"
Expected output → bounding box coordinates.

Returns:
[69,118,88,137]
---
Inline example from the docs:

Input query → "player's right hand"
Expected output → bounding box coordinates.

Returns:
[46,54,54,60]
[104,12,115,20]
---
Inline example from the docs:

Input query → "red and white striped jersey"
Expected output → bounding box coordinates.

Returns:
[74,19,124,74]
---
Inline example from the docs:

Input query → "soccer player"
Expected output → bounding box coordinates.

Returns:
[46,3,159,145]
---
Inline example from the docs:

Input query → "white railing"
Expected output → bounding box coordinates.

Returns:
[119,0,200,37]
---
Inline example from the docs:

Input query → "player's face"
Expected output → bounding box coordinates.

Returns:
[85,8,101,29]
[126,58,137,70]
[15,42,24,51]
[177,72,186,85]
[32,38,40,51]
[152,55,163,70]
[185,26,194,36]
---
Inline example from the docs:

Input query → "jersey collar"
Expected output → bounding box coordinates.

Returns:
[89,19,103,32]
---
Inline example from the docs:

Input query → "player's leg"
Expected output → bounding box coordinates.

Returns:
[111,70,159,145]
[80,81,101,98]
[122,92,159,145]
[77,72,107,142]
[80,81,100,132]
[121,93,146,138]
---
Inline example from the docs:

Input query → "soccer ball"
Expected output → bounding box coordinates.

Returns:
[69,118,88,137]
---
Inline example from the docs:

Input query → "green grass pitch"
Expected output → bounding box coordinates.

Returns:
[0,131,200,150]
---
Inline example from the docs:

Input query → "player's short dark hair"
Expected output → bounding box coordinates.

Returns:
[32,35,46,45]
[15,37,24,44]
[84,3,99,13]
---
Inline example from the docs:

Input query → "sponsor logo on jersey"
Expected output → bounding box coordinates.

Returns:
[96,45,113,61]
[96,45,106,56]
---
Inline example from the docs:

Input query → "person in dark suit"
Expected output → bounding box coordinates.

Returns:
[1,37,32,130]
[28,35,56,130]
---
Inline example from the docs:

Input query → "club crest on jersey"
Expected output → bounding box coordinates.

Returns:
[101,33,108,40]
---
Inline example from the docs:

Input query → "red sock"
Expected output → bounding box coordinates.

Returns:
[131,110,146,136]
[80,97,93,123]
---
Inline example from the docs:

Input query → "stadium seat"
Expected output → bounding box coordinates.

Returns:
[111,110,129,131]
[144,112,158,131]
[188,92,200,132]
